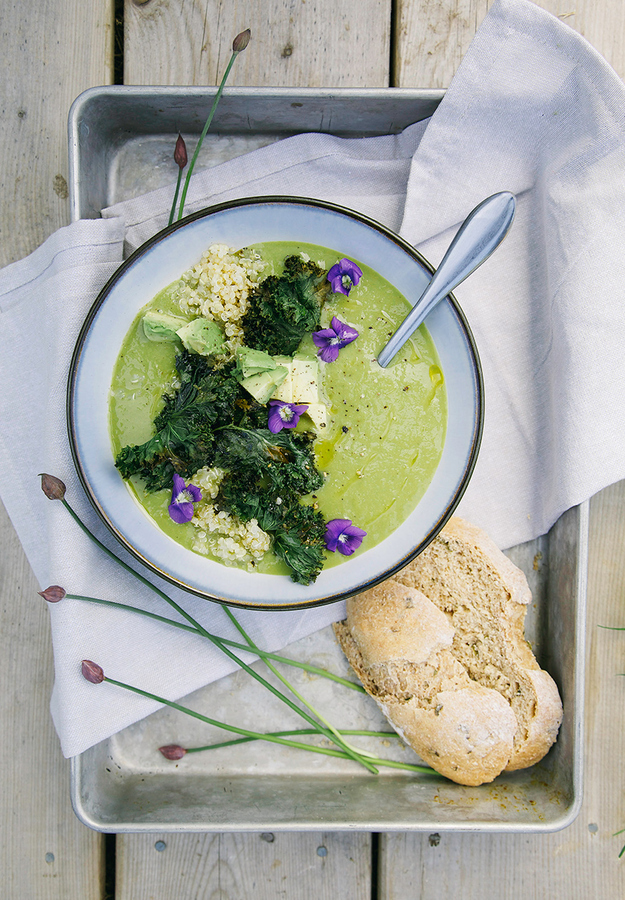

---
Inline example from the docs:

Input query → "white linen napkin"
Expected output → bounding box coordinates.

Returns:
[1,0,624,757]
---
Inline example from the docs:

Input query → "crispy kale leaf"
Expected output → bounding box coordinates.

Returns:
[215,428,326,584]
[214,427,323,498]
[272,505,327,586]
[224,487,326,586]
[115,351,241,490]
[115,352,327,583]
[241,255,331,356]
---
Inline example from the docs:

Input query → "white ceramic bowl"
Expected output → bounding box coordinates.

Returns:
[68,197,483,609]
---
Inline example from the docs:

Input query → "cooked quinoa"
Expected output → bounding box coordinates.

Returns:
[190,466,271,568]
[174,243,265,346]
[190,466,224,500]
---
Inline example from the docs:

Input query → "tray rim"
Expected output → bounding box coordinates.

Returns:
[67,84,446,221]
[66,85,587,833]
[69,499,588,834]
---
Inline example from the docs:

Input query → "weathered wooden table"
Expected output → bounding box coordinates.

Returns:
[2,1,625,896]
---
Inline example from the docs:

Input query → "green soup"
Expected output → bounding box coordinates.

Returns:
[109,242,446,576]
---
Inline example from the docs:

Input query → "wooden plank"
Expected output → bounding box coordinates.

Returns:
[124,0,391,87]
[379,480,625,898]
[0,0,116,267]
[393,0,625,88]
[0,1,114,897]
[0,500,104,900]
[117,832,370,899]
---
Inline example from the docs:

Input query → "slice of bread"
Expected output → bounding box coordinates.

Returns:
[333,516,563,785]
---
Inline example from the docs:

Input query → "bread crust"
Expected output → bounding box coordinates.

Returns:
[333,516,563,785]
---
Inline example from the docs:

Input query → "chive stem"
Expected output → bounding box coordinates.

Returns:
[61,499,377,771]
[185,728,398,752]
[102,674,381,765]
[99,674,434,774]
[64,593,365,692]
[182,728,435,774]
[176,51,239,221]
[223,606,378,761]
[168,166,184,227]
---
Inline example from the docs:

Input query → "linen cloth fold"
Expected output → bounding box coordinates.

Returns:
[1,0,624,757]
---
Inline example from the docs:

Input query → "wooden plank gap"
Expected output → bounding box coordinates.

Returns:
[114,0,124,84]
[104,833,117,900]
[371,832,380,900]
[389,0,400,87]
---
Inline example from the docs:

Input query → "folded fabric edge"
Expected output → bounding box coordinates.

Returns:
[0,217,125,303]
[101,122,429,230]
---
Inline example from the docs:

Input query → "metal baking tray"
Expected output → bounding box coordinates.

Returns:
[67,86,587,833]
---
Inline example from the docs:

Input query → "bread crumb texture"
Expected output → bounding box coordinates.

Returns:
[333,516,563,786]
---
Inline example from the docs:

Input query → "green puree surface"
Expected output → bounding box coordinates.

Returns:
[109,241,447,575]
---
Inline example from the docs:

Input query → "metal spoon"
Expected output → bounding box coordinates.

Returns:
[377,191,516,367]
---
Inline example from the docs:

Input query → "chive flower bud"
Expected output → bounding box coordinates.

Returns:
[40,473,66,501]
[81,660,105,684]
[159,744,187,760]
[232,29,251,53]
[38,585,66,603]
[174,133,187,169]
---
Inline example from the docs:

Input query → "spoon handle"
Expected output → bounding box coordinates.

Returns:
[377,191,516,368]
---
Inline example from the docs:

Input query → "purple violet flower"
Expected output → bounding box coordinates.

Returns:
[267,400,309,434]
[327,258,363,295]
[324,518,367,556]
[312,316,359,363]
[168,473,202,524]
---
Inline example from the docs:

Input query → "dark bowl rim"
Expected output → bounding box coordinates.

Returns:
[67,195,484,610]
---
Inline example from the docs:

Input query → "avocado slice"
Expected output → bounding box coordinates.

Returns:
[239,367,289,404]
[142,310,189,342]
[235,346,280,379]
[271,356,327,430]
[272,356,321,404]
[176,318,225,356]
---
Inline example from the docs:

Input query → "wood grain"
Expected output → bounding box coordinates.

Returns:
[0,501,103,899]
[394,0,625,87]
[124,0,391,87]
[0,1,114,897]
[117,832,370,899]
[0,0,115,267]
